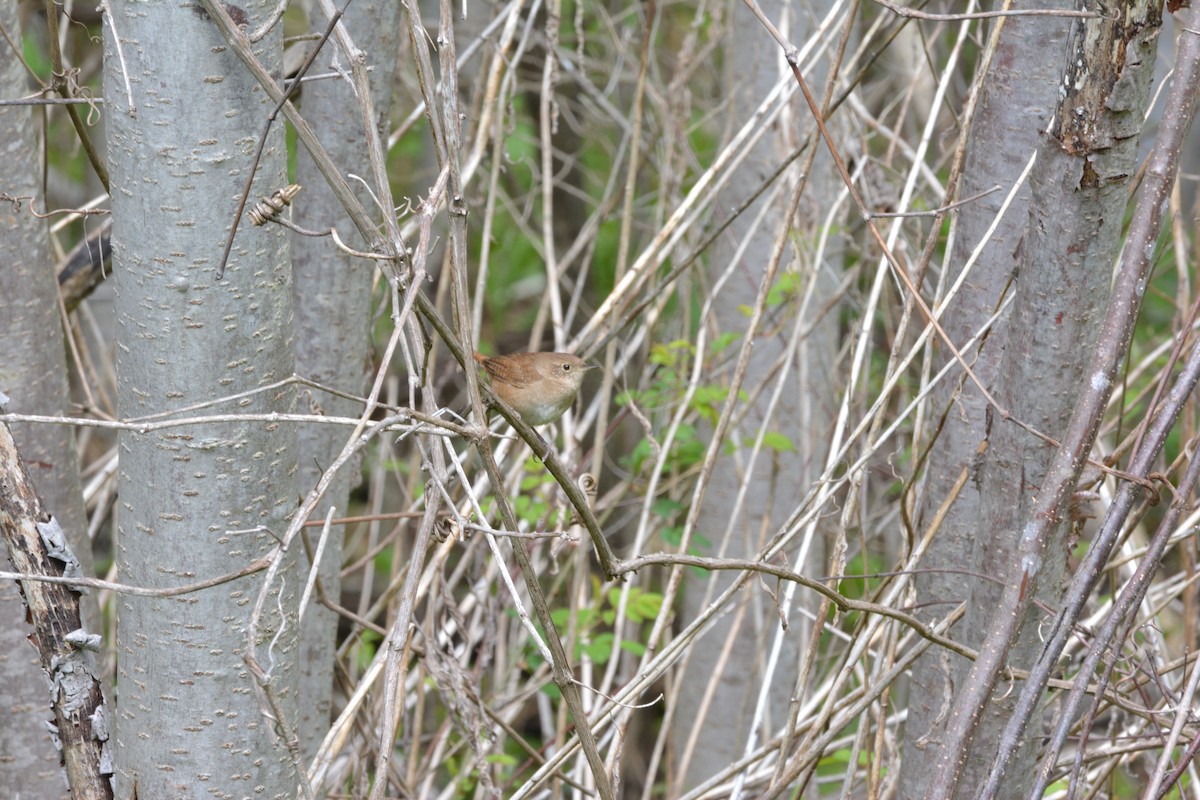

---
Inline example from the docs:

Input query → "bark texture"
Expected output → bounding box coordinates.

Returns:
[291,0,401,759]
[918,2,1162,796]
[104,3,299,797]
[963,5,1160,796]
[901,5,1071,798]
[0,3,95,793]
[0,421,111,800]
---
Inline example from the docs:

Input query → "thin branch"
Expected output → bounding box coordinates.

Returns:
[871,0,1104,21]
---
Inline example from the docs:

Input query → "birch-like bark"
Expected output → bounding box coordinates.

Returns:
[104,3,299,797]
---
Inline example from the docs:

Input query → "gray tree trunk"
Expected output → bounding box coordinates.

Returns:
[671,0,838,790]
[0,4,95,795]
[291,0,401,759]
[964,7,1160,795]
[103,4,299,797]
[900,5,1070,799]
[905,4,1162,798]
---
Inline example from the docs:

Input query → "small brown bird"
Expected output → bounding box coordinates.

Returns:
[473,351,595,425]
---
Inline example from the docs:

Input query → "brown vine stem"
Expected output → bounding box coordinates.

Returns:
[43,1,109,191]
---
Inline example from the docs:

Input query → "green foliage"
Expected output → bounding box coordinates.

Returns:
[652,497,686,549]
[649,496,710,571]
[826,550,891,636]
[285,121,299,183]
[761,431,796,453]
[650,339,692,368]
[624,423,704,478]
[468,457,581,531]
[517,456,572,527]
[528,583,663,679]
[22,35,51,77]
[814,745,880,794]
[622,335,794,474]
[511,493,549,527]
[486,752,518,767]
[690,384,733,426]
[478,207,545,335]
[606,585,663,624]
[652,497,707,556]
[738,270,803,316]
[387,124,434,193]
[590,219,623,294]
[372,545,393,576]
[710,331,740,354]
[356,629,381,672]
[837,551,888,603]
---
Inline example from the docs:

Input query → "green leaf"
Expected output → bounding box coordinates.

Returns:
[619,640,647,657]
[635,591,664,619]
[583,633,614,664]
[650,340,691,367]
[765,271,800,307]
[762,431,796,453]
[710,331,740,354]
[674,426,705,467]
[652,497,684,517]
[690,385,729,424]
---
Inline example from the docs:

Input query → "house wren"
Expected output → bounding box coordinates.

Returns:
[473,351,595,425]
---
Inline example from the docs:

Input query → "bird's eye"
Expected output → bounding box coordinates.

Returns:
[562,364,572,372]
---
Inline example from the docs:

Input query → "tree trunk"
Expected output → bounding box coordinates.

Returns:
[900,5,1070,798]
[291,0,401,760]
[0,4,95,795]
[103,3,300,797]
[671,0,839,790]
[908,3,1163,797]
